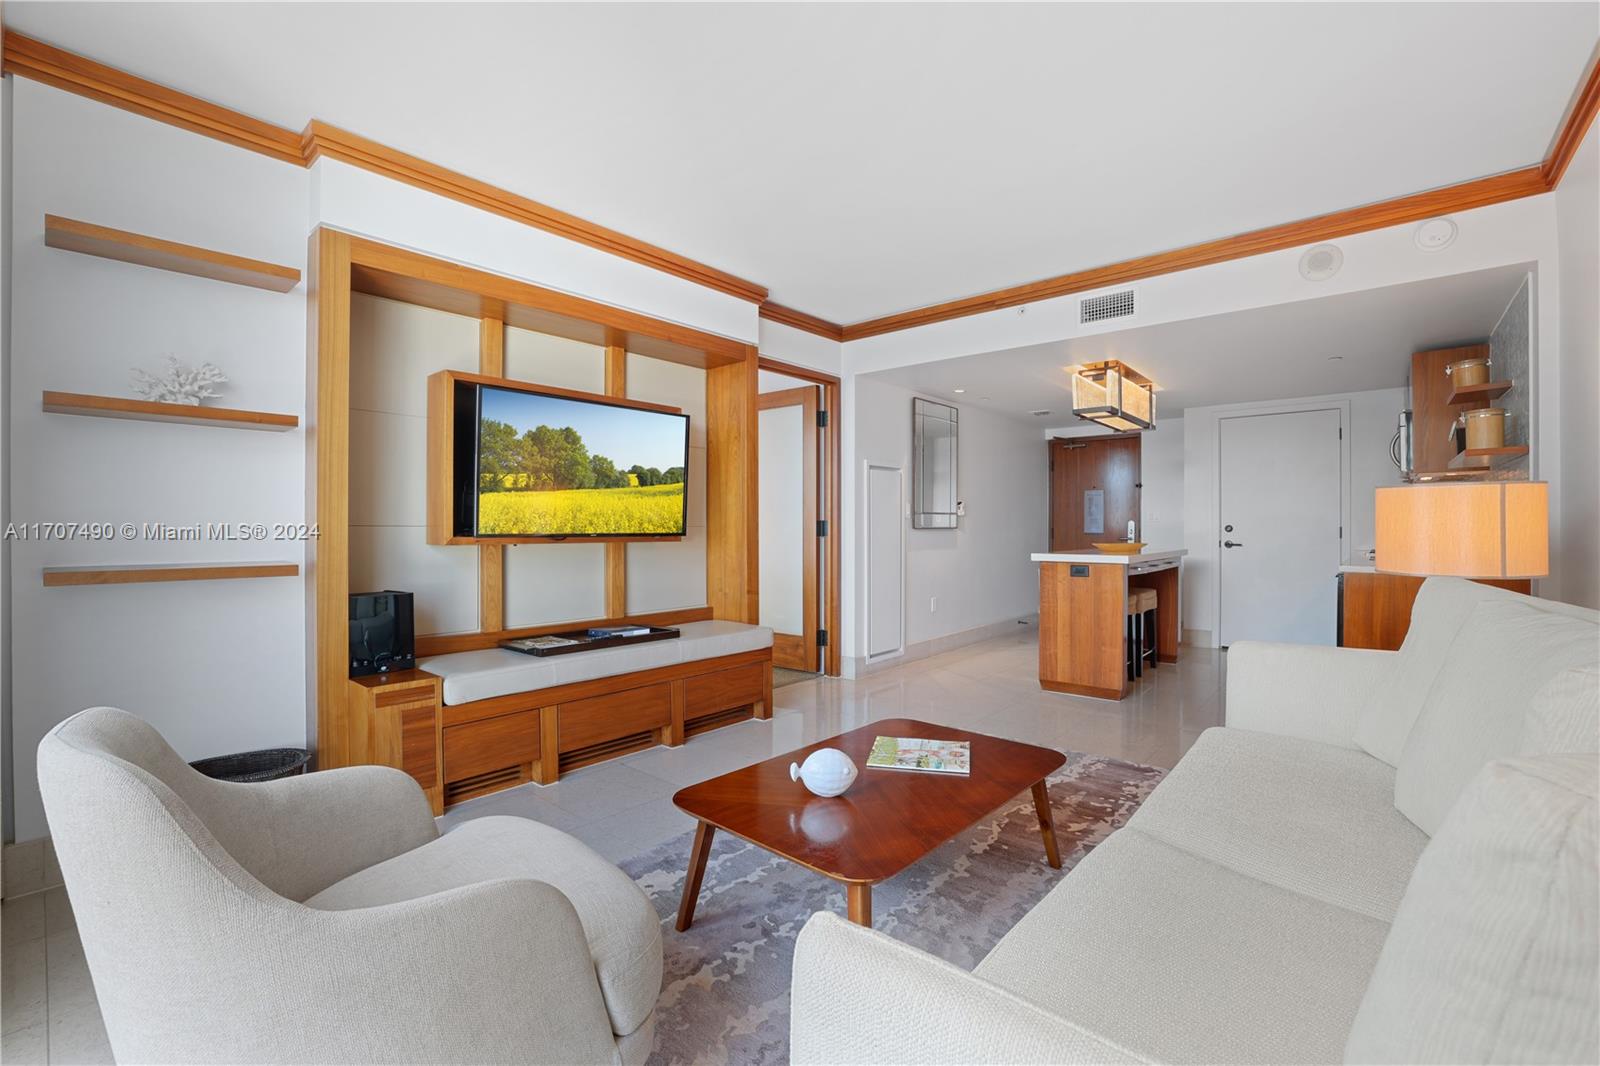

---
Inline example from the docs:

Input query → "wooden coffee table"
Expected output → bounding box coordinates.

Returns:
[671,718,1066,929]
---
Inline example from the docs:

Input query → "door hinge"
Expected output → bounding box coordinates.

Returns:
[816,519,829,537]
[816,628,829,647]
[1338,426,1343,440]
[816,409,829,428]
[1339,525,1344,538]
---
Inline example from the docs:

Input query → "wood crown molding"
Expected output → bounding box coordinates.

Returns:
[758,302,845,342]
[5,29,1598,339]
[838,166,1551,340]
[1,31,766,305]
[1,30,304,163]
[1543,44,1600,188]
[301,121,767,304]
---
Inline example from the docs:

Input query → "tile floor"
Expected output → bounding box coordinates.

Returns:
[0,628,1225,1064]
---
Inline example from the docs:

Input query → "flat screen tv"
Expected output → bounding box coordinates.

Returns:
[451,381,690,539]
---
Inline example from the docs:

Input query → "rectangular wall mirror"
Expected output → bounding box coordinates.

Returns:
[912,398,959,529]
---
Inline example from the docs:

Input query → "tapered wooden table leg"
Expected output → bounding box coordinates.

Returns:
[1032,779,1062,869]
[846,882,872,927]
[676,821,716,931]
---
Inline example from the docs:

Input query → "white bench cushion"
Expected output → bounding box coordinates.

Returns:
[419,620,772,706]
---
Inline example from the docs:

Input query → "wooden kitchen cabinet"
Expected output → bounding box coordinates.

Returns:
[1338,572,1532,651]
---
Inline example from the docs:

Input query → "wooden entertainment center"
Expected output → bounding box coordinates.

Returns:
[307,229,768,808]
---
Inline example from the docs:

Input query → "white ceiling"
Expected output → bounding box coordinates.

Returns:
[868,264,1530,420]
[6,3,1595,324]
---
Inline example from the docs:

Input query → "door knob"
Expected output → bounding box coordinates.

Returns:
[1223,540,1244,548]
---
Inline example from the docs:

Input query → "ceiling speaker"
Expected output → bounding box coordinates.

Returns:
[1299,243,1344,282]
[1414,217,1458,252]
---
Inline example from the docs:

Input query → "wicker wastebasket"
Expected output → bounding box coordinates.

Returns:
[189,748,308,783]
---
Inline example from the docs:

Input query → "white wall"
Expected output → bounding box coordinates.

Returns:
[7,80,310,841]
[847,376,1045,670]
[1041,420,1185,552]
[1180,386,1406,645]
[1556,123,1599,609]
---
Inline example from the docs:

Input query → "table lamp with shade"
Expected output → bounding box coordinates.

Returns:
[1374,481,1549,579]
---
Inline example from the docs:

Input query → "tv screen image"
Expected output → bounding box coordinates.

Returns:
[472,384,690,537]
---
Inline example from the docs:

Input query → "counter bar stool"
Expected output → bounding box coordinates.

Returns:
[1126,588,1159,680]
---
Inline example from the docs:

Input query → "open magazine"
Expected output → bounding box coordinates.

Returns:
[866,736,971,775]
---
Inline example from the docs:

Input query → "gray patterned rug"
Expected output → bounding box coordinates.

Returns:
[621,750,1166,1066]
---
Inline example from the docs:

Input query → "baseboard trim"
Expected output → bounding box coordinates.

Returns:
[845,615,1037,678]
[1183,628,1215,649]
[2,836,64,900]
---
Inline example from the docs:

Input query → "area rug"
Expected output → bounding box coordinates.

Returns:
[620,750,1166,1066]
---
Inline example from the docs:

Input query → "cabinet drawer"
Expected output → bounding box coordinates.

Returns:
[558,684,672,753]
[685,663,765,721]
[443,710,540,782]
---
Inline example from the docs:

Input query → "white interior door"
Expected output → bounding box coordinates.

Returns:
[865,464,904,659]
[1219,408,1343,646]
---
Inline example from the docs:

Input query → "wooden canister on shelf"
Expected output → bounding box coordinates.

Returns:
[1463,407,1506,450]
[1445,356,1491,387]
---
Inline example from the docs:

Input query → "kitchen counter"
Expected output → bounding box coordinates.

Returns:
[1034,548,1186,700]
[1032,549,1188,567]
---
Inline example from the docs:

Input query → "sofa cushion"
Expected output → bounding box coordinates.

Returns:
[1346,755,1599,1065]
[1352,579,1598,767]
[1127,727,1427,921]
[1394,598,1597,835]
[420,620,773,705]
[975,828,1390,1065]
[305,815,662,1037]
[1521,665,1600,755]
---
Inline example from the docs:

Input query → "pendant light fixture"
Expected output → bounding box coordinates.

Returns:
[1070,361,1156,431]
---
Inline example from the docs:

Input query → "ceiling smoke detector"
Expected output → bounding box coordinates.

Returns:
[1414,217,1458,252]
[1299,244,1344,282]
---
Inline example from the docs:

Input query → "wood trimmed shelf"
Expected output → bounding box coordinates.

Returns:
[43,562,300,587]
[44,214,301,292]
[43,392,299,431]
[1446,381,1513,406]
[1459,445,1530,458]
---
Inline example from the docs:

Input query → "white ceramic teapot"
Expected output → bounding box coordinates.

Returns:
[789,747,858,797]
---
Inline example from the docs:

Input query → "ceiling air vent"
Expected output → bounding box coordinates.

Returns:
[1080,289,1135,324]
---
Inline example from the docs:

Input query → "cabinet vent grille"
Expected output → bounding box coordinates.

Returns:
[1081,289,1136,324]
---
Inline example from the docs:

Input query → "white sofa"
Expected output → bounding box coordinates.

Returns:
[791,578,1599,1064]
[38,707,662,1065]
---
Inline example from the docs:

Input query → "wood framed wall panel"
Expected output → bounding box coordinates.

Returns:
[308,228,353,768]
[757,356,843,676]
[604,345,629,619]
[758,385,821,671]
[707,352,761,624]
[345,241,748,368]
[479,317,506,632]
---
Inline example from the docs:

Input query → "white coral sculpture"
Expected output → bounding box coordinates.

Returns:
[131,357,228,405]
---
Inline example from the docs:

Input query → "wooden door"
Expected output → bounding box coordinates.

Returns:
[758,387,820,670]
[1049,435,1141,551]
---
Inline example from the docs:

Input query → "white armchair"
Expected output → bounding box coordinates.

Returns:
[38,707,661,1065]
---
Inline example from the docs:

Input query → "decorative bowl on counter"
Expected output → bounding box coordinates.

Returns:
[1092,542,1147,554]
